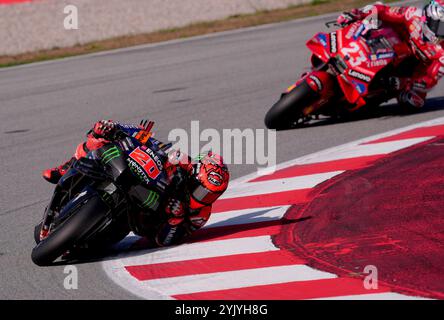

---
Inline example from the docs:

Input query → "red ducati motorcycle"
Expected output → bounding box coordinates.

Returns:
[265,19,416,129]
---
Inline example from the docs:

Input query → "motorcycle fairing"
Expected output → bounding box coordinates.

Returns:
[306,21,410,106]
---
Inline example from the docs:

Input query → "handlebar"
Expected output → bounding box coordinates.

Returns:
[325,20,340,28]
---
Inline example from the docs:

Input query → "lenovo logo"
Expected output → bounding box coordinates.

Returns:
[348,69,371,83]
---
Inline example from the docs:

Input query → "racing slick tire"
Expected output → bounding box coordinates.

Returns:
[265,81,319,130]
[31,196,109,266]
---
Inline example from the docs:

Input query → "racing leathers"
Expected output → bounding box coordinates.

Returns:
[42,120,230,247]
[338,3,444,108]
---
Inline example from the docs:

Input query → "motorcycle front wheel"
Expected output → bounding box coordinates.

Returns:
[31,195,110,266]
[265,80,319,130]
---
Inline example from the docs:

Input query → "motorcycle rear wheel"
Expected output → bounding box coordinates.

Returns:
[31,195,109,266]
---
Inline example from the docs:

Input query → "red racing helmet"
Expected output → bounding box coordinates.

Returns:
[189,151,229,209]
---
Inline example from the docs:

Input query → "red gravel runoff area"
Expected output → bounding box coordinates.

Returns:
[276,137,444,299]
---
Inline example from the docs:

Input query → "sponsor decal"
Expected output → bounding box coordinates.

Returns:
[142,190,160,210]
[309,75,323,91]
[164,225,177,245]
[376,51,395,60]
[348,69,372,83]
[405,7,419,21]
[346,24,358,39]
[208,171,223,186]
[353,24,365,40]
[129,146,162,180]
[317,33,328,47]
[330,32,337,53]
[353,81,367,94]
[127,158,151,185]
[101,146,121,165]
[369,51,394,64]
[142,146,164,171]
[367,59,388,68]
[119,124,138,130]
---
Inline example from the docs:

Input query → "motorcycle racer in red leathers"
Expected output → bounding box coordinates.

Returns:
[337,1,444,109]
[42,120,230,247]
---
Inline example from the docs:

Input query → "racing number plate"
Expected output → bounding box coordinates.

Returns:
[128,147,162,180]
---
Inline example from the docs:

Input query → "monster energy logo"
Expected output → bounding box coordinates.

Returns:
[194,153,207,161]
[102,146,120,164]
[127,158,150,185]
[142,190,160,210]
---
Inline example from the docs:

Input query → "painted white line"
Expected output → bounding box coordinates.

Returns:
[204,206,289,229]
[223,137,430,197]
[314,293,430,300]
[298,137,434,165]
[114,235,278,267]
[103,263,173,300]
[141,265,337,296]
[221,171,343,199]
[236,134,441,185]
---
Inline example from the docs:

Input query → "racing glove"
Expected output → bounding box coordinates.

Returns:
[155,198,187,246]
[165,198,186,220]
[384,76,405,92]
[384,77,412,93]
[91,120,117,139]
[337,10,361,26]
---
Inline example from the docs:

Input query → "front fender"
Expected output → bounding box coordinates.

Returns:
[57,186,106,224]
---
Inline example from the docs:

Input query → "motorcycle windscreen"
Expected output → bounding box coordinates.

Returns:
[306,32,331,62]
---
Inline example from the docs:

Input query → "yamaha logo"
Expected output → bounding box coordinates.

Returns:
[348,69,371,83]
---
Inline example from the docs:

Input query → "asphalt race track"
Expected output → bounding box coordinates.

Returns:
[1,5,443,299]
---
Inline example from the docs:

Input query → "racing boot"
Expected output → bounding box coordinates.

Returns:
[398,90,425,110]
[42,157,75,184]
